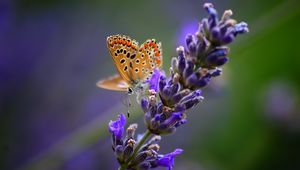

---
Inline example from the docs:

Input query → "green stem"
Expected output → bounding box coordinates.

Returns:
[126,130,152,165]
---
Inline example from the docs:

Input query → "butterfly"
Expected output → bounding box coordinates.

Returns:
[97,34,162,94]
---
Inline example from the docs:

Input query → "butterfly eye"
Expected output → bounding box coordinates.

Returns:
[128,88,133,94]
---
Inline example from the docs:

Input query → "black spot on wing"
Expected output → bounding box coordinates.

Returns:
[130,54,136,59]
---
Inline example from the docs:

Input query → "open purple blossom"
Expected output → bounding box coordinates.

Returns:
[109,113,126,140]
[107,3,248,170]
[148,69,165,92]
[155,149,183,170]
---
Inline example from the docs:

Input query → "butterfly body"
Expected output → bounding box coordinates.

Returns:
[97,35,162,93]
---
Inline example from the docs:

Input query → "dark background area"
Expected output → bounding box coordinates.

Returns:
[1,0,300,169]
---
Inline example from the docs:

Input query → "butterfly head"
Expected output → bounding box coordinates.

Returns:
[127,87,133,95]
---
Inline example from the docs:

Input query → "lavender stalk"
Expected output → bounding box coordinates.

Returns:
[108,3,249,170]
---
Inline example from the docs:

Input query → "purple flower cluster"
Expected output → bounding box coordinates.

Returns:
[142,3,248,136]
[108,3,248,170]
[109,113,183,170]
[186,3,248,69]
[142,75,202,135]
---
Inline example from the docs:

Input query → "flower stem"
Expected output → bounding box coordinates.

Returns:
[126,130,152,165]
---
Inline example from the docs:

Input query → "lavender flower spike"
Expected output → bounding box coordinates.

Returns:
[156,149,183,170]
[106,2,248,170]
[108,113,126,140]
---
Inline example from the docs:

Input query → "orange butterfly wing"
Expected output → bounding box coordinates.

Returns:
[106,35,139,86]
[96,74,129,91]
[134,39,162,79]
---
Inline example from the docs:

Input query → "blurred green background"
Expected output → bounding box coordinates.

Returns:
[1,0,300,170]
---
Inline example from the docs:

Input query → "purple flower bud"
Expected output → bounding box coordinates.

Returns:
[197,37,208,54]
[114,145,124,159]
[188,42,197,54]
[174,104,186,112]
[234,22,249,35]
[179,90,202,103]
[206,48,228,63]
[206,48,228,67]
[215,56,229,66]
[162,85,172,99]
[159,112,167,122]
[200,18,209,35]
[207,8,218,29]
[183,60,194,80]
[185,34,194,47]
[195,77,210,88]
[181,96,203,110]
[176,46,186,74]
[144,111,152,126]
[211,69,222,77]
[141,98,149,112]
[170,83,180,97]
[186,34,196,54]
[222,33,235,44]
[172,89,191,104]
[158,112,183,131]
[204,3,217,17]
[175,119,187,128]
[149,103,158,117]
[186,72,198,86]
[150,114,161,130]
[157,103,163,113]
[211,26,221,40]
[108,113,126,140]
[219,23,229,36]
[159,75,166,93]
[123,139,135,161]
[156,149,183,170]
[171,57,178,71]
